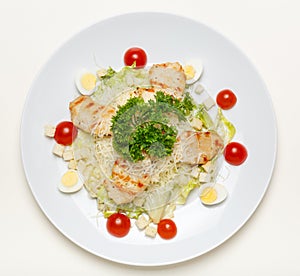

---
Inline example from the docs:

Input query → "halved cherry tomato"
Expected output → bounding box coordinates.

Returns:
[54,121,78,146]
[124,47,147,68]
[223,142,248,165]
[157,219,177,239]
[106,213,131,238]
[216,89,237,110]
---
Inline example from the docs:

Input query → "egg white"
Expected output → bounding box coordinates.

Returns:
[58,170,84,194]
[75,68,98,96]
[199,183,227,205]
[184,59,204,85]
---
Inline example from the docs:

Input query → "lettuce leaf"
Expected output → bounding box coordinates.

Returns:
[175,180,199,205]
[143,186,172,223]
[196,104,215,129]
[215,108,236,144]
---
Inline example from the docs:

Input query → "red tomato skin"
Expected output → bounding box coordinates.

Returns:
[223,142,248,166]
[106,213,131,238]
[157,219,177,240]
[54,121,78,146]
[124,47,147,68]
[216,89,237,110]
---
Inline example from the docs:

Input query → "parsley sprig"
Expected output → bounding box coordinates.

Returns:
[111,91,195,162]
[129,122,177,161]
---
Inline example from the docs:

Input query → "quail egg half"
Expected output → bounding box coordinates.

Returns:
[58,170,83,193]
[75,68,98,96]
[199,183,227,205]
[183,59,204,85]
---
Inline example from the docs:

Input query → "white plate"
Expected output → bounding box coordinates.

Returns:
[21,12,277,266]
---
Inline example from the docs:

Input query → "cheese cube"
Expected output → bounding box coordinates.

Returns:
[63,149,74,161]
[52,143,65,157]
[68,159,77,170]
[194,84,204,95]
[190,117,203,130]
[203,97,215,110]
[135,215,149,230]
[44,125,56,138]
[191,166,200,178]
[145,225,157,238]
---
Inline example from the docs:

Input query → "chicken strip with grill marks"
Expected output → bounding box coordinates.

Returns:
[178,130,223,165]
[104,159,150,204]
[149,62,186,98]
[69,95,116,137]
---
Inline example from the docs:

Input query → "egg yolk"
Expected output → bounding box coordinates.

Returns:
[200,187,217,204]
[183,65,195,80]
[61,170,78,187]
[80,73,96,91]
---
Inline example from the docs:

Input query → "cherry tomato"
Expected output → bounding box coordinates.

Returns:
[106,213,131,238]
[157,219,177,239]
[54,121,78,146]
[223,142,248,166]
[124,47,147,68]
[216,89,237,110]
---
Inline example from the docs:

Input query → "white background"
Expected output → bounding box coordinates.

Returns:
[1,0,299,275]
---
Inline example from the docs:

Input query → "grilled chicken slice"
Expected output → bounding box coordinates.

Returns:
[179,131,223,165]
[69,95,115,137]
[149,62,186,97]
[104,159,150,204]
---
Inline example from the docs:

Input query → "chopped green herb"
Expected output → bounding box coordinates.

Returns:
[111,91,195,162]
[155,91,195,116]
[129,122,177,161]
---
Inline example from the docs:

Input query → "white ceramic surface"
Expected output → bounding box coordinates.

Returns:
[20,12,276,266]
